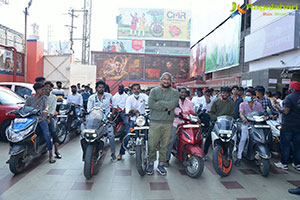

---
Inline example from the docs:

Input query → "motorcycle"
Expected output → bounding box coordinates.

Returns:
[110,105,126,138]
[80,106,107,179]
[266,117,281,156]
[56,103,84,144]
[6,106,47,174]
[211,116,237,177]
[172,111,205,178]
[241,111,272,177]
[123,113,150,176]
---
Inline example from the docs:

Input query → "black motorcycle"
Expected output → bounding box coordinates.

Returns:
[6,106,47,174]
[241,111,272,177]
[80,107,107,179]
[56,103,84,144]
[123,113,150,176]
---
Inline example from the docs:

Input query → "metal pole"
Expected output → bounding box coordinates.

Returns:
[24,7,27,83]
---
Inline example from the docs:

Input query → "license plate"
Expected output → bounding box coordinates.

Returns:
[57,115,67,118]
[14,118,27,123]
[254,125,270,128]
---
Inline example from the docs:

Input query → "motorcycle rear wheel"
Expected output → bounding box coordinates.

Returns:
[185,155,204,178]
[84,145,95,180]
[259,158,270,177]
[213,145,233,177]
[136,145,146,176]
[9,154,25,174]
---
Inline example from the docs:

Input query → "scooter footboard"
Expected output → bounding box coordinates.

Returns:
[184,145,204,158]
[255,144,271,159]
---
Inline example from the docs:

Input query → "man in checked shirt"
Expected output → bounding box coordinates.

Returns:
[255,86,277,118]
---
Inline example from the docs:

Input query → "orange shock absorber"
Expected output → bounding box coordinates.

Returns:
[31,134,37,152]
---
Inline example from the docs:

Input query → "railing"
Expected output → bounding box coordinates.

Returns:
[110,78,123,93]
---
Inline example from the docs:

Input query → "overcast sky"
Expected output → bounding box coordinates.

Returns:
[0,0,243,59]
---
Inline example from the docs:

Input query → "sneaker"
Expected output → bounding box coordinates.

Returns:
[288,187,300,195]
[203,155,208,161]
[234,159,241,167]
[157,163,167,176]
[146,162,154,175]
[111,153,117,162]
[274,162,288,170]
[165,161,170,167]
[292,163,300,171]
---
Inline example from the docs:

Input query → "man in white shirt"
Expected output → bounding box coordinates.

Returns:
[67,85,83,106]
[191,88,203,113]
[199,88,216,113]
[87,81,117,162]
[117,83,148,160]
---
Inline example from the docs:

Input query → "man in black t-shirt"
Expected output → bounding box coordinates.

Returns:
[274,80,300,177]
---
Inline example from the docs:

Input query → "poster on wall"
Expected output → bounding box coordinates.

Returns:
[92,52,189,80]
[103,39,145,53]
[190,42,206,78]
[205,15,241,73]
[117,8,190,41]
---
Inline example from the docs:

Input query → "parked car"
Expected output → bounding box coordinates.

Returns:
[0,86,25,141]
[0,82,34,98]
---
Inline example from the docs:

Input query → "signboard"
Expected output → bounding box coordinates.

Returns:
[48,41,71,55]
[117,8,190,41]
[103,39,145,53]
[205,15,241,73]
[190,42,206,78]
[268,78,277,84]
[282,79,291,84]
[92,52,189,80]
[245,14,296,62]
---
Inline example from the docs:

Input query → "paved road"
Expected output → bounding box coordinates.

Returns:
[0,136,299,200]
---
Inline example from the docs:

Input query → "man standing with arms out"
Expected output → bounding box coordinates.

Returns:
[203,87,235,160]
[112,84,129,160]
[102,77,110,93]
[81,85,91,110]
[229,85,244,119]
[118,83,148,160]
[25,83,55,163]
[146,72,179,175]
[166,87,194,167]
[87,81,117,162]
[44,81,62,159]
[274,81,300,175]
[235,89,264,166]
[191,88,204,112]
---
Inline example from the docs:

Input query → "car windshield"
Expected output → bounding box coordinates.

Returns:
[0,88,25,105]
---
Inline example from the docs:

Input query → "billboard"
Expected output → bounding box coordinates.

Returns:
[92,52,189,80]
[48,41,71,55]
[205,15,241,73]
[103,39,145,53]
[245,13,296,62]
[117,8,190,41]
[190,42,206,78]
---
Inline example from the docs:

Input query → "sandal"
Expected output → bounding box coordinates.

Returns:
[55,152,62,159]
[49,158,56,164]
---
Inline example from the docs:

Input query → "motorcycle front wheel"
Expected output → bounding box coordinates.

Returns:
[213,145,233,177]
[185,155,204,178]
[56,123,67,145]
[259,158,270,177]
[84,145,95,180]
[9,154,25,174]
[136,145,147,176]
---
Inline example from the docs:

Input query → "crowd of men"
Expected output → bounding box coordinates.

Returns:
[22,73,300,195]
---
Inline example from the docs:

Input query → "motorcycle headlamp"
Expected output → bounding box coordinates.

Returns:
[136,116,146,127]
[83,129,97,138]
[276,125,282,130]
[59,110,67,115]
[219,130,232,138]
[189,114,199,123]
[6,124,35,143]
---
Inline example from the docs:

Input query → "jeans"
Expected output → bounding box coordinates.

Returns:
[106,124,115,153]
[148,122,172,163]
[119,120,133,155]
[280,127,300,165]
[237,124,249,159]
[38,120,53,150]
[203,123,214,155]
[48,118,59,144]
[166,126,178,161]
[119,111,129,137]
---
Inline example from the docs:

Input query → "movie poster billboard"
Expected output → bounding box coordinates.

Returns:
[190,42,206,78]
[103,39,145,53]
[205,15,241,73]
[92,52,189,80]
[117,8,190,41]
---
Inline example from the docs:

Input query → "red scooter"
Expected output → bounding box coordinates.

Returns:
[171,111,204,178]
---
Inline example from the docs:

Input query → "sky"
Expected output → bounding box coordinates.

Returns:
[0,0,243,60]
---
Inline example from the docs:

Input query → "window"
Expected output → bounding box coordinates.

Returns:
[15,86,32,98]
[0,89,24,105]
[0,84,12,89]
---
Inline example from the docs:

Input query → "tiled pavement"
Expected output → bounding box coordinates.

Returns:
[0,136,299,200]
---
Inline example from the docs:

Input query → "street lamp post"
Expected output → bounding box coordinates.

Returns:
[24,0,32,83]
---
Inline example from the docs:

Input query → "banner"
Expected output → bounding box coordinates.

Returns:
[117,8,190,41]
[205,15,241,73]
[103,39,145,53]
[190,42,206,78]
